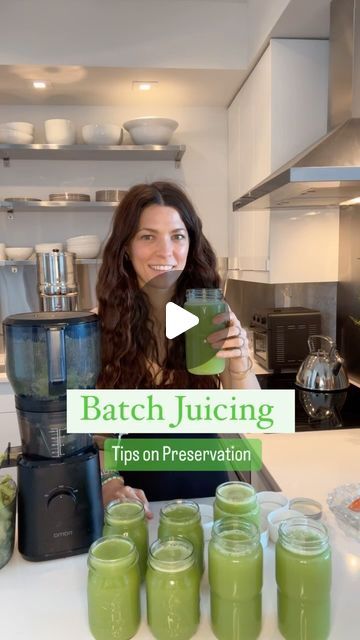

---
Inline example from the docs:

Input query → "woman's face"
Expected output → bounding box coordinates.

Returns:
[128,204,190,287]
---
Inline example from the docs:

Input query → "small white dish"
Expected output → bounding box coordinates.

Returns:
[35,243,64,253]
[82,123,123,145]
[267,509,303,543]
[257,491,289,517]
[198,503,213,542]
[5,247,33,260]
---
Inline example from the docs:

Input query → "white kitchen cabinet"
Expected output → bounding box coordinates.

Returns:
[227,38,334,283]
[229,39,328,198]
[228,207,339,284]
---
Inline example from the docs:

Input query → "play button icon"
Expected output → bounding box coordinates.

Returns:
[165,302,199,339]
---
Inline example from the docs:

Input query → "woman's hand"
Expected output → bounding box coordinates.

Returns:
[207,307,252,378]
[102,478,153,520]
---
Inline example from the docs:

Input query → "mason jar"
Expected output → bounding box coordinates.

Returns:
[276,517,332,640]
[184,288,227,375]
[158,500,204,575]
[208,517,263,640]
[213,481,260,528]
[87,535,140,640]
[146,537,200,640]
[103,498,148,580]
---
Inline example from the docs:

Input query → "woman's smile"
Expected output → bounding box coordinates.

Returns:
[128,204,190,287]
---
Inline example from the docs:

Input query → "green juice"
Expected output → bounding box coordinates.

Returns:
[103,499,148,581]
[184,293,226,375]
[208,519,263,640]
[276,522,332,640]
[158,501,204,575]
[214,481,260,528]
[146,538,200,640]
[87,536,140,640]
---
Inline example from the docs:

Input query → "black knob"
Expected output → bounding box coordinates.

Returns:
[47,488,77,517]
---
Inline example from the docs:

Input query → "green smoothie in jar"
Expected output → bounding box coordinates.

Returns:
[146,537,200,640]
[214,481,260,528]
[184,288,227,375]
[208,518,263,640]
[158,500,204,576]
[103,498,148,580]
[87,535,140,640]
[276,518,332,640]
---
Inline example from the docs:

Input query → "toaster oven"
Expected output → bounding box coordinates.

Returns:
[252,307,322,371]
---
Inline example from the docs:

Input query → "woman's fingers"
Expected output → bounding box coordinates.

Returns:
[122,485,154,520]
[133,488,154,520]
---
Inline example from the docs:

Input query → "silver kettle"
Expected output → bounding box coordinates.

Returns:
[296,335,349,391]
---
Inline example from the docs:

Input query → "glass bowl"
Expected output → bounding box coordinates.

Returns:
[0,475,17,569]
[327,483,360,540]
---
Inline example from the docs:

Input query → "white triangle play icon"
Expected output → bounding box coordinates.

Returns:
[165,302,199,339]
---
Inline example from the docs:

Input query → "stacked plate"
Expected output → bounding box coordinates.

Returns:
[95,189,127,202]
[0,122,34,144]
[66,235,101,259]
[49,193,91,202]
[4,197,41,202]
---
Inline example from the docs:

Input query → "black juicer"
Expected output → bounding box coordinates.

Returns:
[3,311,103,561]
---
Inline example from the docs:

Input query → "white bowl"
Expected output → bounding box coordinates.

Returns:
[5,247,33,260]
[35,243,64,253]
[3,121,34,134]
[44,119,75,145]
[66,235,100,243]
[258,491,289,518]
[267,509,304,543]
[66,245,100,259]
[123,117,178,145]
[82,124,123,145]
[0,128,34,144]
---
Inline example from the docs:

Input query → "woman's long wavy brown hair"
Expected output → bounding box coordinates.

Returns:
[96,181,221,389]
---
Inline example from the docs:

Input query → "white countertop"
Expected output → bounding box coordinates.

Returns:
[1,429,359,639]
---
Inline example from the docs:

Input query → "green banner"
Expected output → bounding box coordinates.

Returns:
[104,438,262,472]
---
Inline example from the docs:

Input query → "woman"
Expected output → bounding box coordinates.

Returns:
[95,181,259,516]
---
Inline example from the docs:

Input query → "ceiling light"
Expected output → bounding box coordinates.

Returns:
[304,211,320,216]
[132,81,158,91]
[290,217,298,221]
[33,81,48,90]
[340,196,360,205]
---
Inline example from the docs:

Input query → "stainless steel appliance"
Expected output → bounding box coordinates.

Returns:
[233,0,360,211]
[2,311,103,561]
[37,250,79,312]
[257,372,360,431]
[296,335,349,391]
[252,307,322,371]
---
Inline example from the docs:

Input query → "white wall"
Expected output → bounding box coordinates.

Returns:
[0,104,228,255]
[247,0,291,62]
[0,0,248,70]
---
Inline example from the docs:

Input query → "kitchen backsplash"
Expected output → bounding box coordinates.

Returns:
[226,279,338,338]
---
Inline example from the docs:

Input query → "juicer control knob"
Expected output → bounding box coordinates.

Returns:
[47,488,77,517]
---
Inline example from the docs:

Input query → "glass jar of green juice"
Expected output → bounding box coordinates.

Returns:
[276,517,332,640]
[87,535,141,640]
[184,288,227,375]
[214,481,260,528]
[158,500,204,575]
[208,518,263,640]
[103,498,149,580]
[146,537,200,640]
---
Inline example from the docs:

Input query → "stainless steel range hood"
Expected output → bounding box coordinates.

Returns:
[233,0,360,211]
